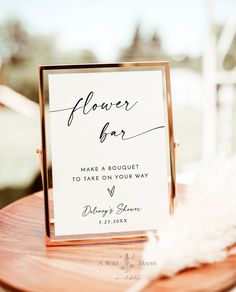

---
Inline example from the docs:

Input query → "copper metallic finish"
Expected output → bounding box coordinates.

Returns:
[38,68,50,238]
[164,64,176,215]
[38,61,176,246]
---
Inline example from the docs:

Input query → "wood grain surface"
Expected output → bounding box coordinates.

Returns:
[0,187,236,292]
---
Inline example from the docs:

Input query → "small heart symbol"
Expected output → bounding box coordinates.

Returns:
[107,186,115,197]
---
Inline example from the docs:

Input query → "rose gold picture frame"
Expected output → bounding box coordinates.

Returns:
[38,61,176,246]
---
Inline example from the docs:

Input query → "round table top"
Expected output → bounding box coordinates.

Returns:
[0,188,236,292]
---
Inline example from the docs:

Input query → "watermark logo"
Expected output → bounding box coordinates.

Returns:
[120,252,135,273]
[98,250,157,281]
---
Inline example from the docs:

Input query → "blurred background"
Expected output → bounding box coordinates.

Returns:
[0,0,236,208]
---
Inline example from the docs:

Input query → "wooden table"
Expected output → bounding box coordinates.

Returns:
[0,187,236,292]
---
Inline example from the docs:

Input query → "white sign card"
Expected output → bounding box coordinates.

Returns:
[39,63,175,243]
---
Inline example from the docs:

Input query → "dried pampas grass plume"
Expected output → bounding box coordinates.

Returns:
[128,157,236,292]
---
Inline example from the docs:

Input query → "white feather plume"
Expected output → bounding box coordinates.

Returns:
[128,157,236,292]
